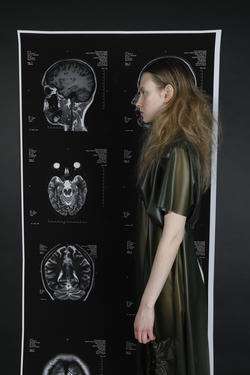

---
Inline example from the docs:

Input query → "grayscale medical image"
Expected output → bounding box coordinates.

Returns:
[41,244,94,301]
[48,161,87,216]
[42,354,90,375]
[42,59,97,131]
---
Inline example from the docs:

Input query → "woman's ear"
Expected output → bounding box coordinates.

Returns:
[164,84,174,103]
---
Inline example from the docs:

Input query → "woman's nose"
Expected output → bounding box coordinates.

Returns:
[136,97,142,108]
[131,92,140,107]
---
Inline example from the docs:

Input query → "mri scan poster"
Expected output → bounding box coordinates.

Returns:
[18,30,221,374]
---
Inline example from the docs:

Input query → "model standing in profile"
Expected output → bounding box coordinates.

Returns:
[133,56,215,375]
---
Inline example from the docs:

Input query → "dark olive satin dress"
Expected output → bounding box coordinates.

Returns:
[135,139,210,375]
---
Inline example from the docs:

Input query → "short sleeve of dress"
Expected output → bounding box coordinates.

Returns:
[140,143,197,228]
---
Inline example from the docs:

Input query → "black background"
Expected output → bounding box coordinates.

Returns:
[0,1,249,374]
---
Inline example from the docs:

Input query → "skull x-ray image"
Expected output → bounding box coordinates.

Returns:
[42,59,97,131]
[43,354,90,375]
[41,244,94,301]
[48,161,87,216]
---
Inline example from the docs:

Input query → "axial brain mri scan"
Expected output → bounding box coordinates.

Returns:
[41,244,94,301]
[48,161,88,216]
[43,354,90,375]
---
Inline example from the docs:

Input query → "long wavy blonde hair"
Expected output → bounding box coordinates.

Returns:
[135,56,219,193]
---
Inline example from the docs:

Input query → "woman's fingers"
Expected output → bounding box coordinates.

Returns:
[144,329,155,343]
[149,330,156,341]
[136,329,155,344]
[136,328,145,344]
[141,330,148,344]
[134,330,137,340]
[133,306,156,343]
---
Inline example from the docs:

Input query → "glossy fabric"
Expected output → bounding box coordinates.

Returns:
[135,139,210,375]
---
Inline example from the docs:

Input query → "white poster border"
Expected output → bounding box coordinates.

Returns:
[17,29,222,375]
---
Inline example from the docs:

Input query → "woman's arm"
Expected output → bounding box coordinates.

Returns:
[141,211,186,308]
[134,211,186,343]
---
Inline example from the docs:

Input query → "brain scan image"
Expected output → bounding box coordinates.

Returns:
[41,244,94,301]
[43,354,90,375]
[48,160,87,216]
[42,59,97,132]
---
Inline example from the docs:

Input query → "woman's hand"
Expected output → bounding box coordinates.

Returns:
[133,302,156,344]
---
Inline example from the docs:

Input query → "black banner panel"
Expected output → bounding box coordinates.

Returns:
[18,30,221,374]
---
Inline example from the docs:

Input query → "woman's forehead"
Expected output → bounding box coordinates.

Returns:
[139,72,154,88]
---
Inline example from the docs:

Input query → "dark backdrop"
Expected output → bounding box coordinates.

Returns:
[0,1,249,374]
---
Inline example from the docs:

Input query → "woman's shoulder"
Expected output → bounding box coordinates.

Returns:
[161,137,197,159]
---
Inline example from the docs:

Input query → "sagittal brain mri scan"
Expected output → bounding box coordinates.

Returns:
[48,161,87,216]
[42,59,97,131]
[41,244,94,301]
[43,354,90,375]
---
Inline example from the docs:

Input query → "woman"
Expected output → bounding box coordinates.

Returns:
[133,56,215,375]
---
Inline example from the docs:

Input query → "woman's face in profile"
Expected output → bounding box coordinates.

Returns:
[135,72,168,124]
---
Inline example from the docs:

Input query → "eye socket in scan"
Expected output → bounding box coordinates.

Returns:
[53,162,61,169]
[73,161,81,169]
